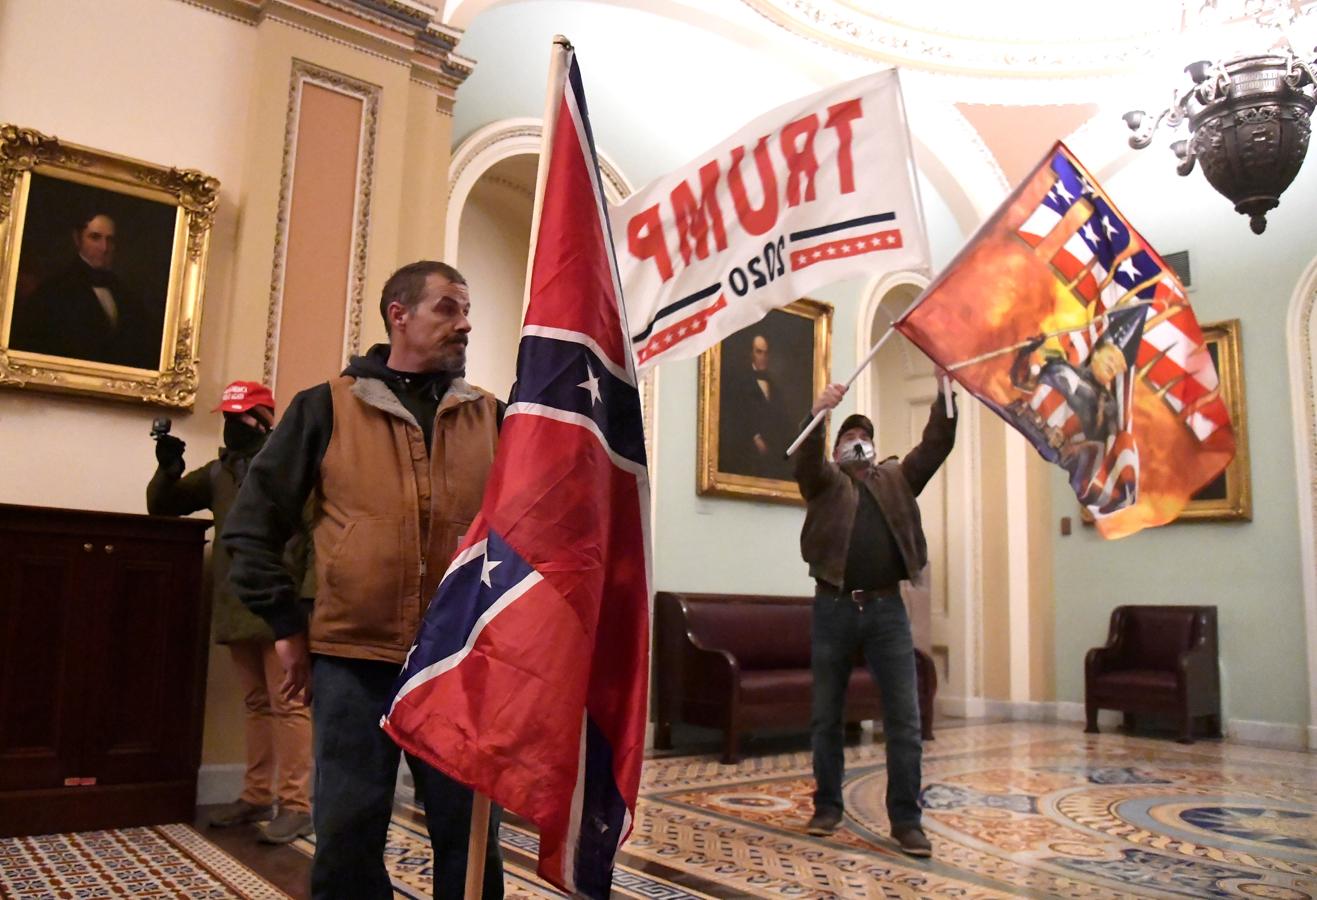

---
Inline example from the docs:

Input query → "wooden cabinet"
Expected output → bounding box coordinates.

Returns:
[0,503,211,837]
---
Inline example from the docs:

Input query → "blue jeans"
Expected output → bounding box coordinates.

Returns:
[310,654,504,900]
[810,584,922,829]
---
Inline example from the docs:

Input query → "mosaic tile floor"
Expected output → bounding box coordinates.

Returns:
[9,722,1316,898]
[630,721,1317,899]
[0,823,291,898]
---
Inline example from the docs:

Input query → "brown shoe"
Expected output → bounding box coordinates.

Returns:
[805,807,844,836]
[892,824,932,857]
[207,799,273,828]
[258,809,313,844]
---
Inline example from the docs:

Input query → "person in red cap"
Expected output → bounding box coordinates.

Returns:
[147,380,314,844]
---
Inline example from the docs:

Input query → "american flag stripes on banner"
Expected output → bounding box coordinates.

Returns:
[896,142,1235,538]
[381,46,651,897]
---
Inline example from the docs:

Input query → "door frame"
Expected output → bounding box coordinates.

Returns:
[1287,254,1317,750]
[857,271,985,711]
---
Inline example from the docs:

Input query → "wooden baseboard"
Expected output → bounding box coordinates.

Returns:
[0,779,196,838]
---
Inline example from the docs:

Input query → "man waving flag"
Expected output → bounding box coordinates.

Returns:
[382,40,651,898]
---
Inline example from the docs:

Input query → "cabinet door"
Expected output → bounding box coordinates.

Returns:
[79,535,204,786]
[0,532,85,791]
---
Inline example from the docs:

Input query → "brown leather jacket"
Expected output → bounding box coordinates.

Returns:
[792,394,956,589]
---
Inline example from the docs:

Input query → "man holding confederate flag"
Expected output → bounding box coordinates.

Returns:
[223,261,506,899]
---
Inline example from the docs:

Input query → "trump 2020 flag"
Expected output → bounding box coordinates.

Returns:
[382,44,651,898]
[614,70,929,370]
[896,143,1235,539]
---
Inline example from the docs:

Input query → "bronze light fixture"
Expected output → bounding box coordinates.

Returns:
[1124,34,1316,234]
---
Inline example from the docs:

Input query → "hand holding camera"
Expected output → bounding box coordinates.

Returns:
[151,417,186,473]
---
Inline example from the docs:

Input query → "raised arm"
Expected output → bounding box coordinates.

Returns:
[792,383,846,500]
[900,386,958,497]
[146,433,213,516]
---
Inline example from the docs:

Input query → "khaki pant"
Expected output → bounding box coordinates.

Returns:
[230,640,312,813]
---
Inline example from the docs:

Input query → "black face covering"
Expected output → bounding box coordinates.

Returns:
[223,416,268,453]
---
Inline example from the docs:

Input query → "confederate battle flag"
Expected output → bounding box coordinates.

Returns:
[381,44,651,897]
[896,143,1235,538]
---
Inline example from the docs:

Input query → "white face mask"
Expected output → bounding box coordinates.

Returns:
[837,437,875,467]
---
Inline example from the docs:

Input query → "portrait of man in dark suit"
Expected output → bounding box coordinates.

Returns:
[715,306,819,484]
[7,173,174,371]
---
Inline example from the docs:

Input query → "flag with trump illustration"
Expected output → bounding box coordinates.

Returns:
[895,142,1235,538]
[381,43,650,898]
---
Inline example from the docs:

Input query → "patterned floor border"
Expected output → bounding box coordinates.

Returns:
[0,822,290,899]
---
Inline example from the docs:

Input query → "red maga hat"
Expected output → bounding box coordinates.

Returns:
[213,381,276,414]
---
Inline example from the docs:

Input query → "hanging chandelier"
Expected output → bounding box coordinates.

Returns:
[1122,1,1317,233]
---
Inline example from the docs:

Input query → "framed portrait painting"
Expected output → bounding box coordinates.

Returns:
[1175,318,1250,521]
[697,297,833,505]
[0,124,218,407]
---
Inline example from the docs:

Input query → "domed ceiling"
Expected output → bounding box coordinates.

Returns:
[740,0,1315,78]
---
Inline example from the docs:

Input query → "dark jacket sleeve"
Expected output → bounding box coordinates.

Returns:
[791,414,842,501]
[222,384,333,640]
[901,390,958,497]
[147,460,214,516]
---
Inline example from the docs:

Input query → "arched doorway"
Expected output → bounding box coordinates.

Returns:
[1287,255,1317,750]
[857,273,983,715]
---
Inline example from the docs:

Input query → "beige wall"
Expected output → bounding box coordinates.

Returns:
[978,415,1012,700]
[0,0,254,514]
[0,0,463,769]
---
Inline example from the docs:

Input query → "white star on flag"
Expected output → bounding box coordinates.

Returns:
[578,359,602,406]
[1102,216,1119,238]
[1118,257,1140,280]
[1055,181,1074,203]
[480,553,501,587]
[1081,223,1098,244]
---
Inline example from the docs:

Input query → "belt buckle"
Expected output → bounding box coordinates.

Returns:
[850,589,867,608]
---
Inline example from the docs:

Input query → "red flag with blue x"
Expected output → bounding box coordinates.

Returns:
[381,46,651,898]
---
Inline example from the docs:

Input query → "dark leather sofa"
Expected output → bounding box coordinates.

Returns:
[654,591,936,763]
[1085,604,1221,743]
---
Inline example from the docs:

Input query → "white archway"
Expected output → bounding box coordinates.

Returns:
[1287,254,1317,751]
[445,117,633,263]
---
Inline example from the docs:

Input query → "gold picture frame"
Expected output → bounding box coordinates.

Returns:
[1176,318,1250,521]
[0,124,218,407]
[697,297,833,505]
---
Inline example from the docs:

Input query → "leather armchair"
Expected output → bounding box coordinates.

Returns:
[1084,605,1221,743]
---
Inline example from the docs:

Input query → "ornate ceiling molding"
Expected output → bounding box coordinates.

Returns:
[173,0,473,95]
[739,0,1188,79]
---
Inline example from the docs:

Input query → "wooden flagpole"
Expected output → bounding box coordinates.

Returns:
[463,794,492,899]
[462,35,575,900]
[943,298,1156,373]
[518,35,573,322]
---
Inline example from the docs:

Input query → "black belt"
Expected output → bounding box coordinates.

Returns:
[820,582,901,607]
[849,587,901,607]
